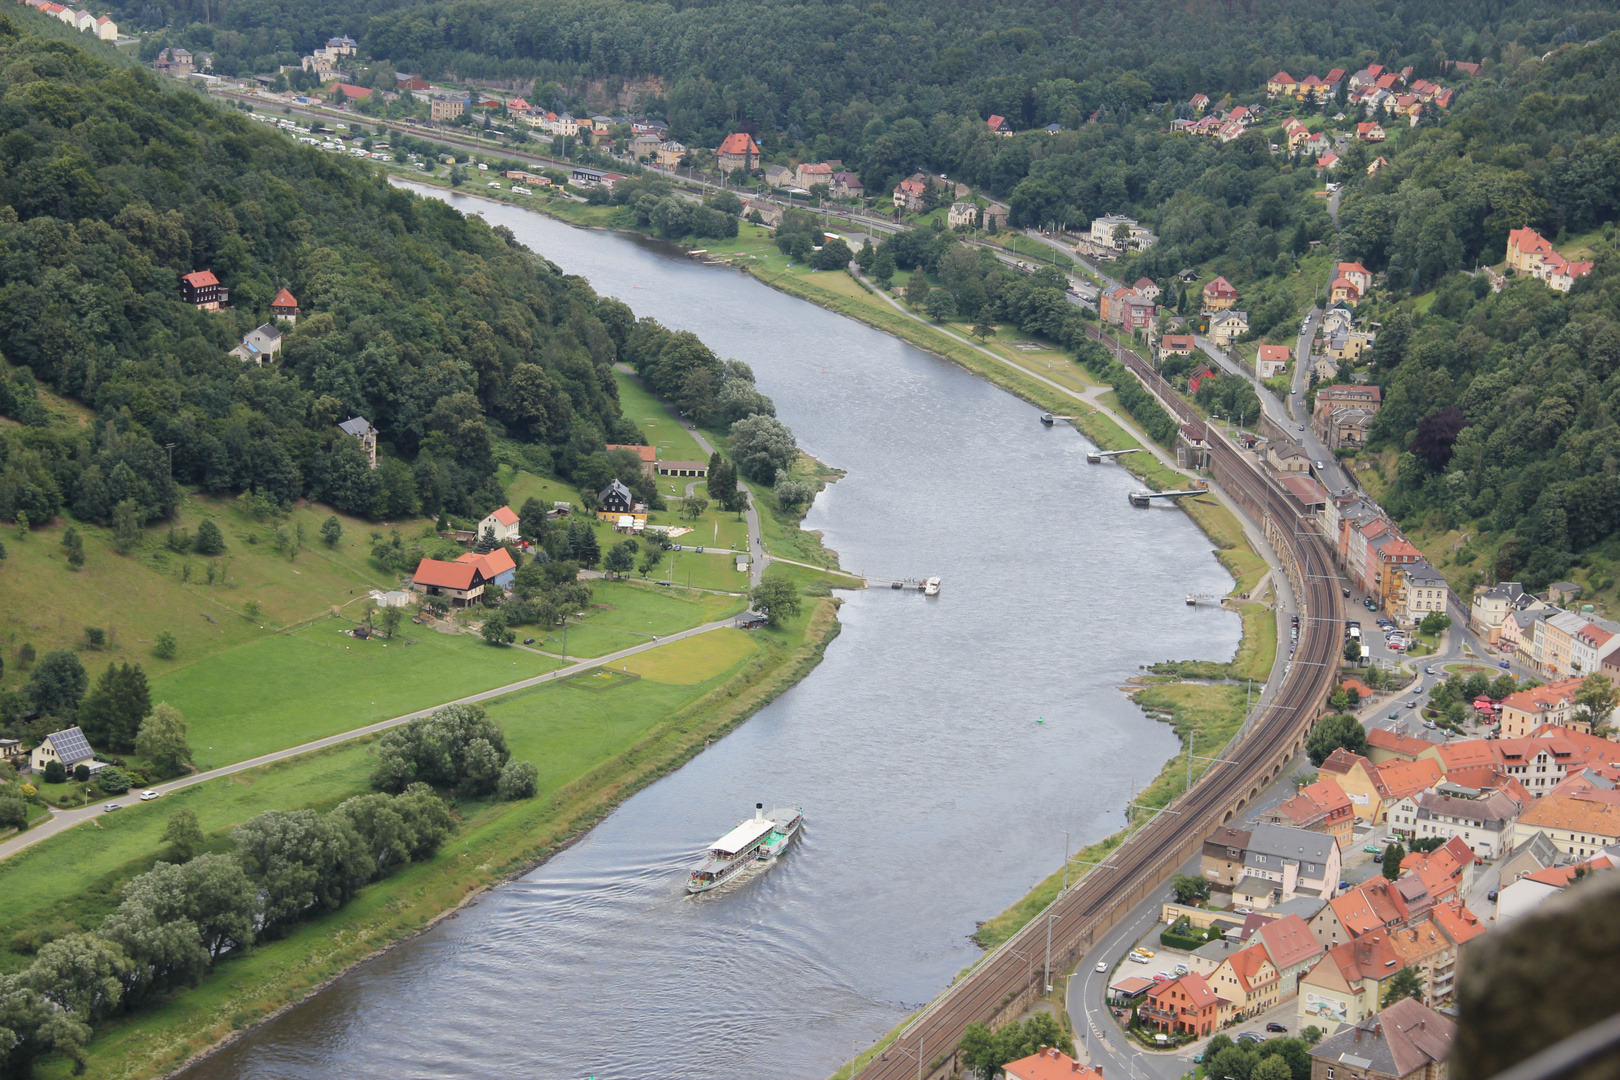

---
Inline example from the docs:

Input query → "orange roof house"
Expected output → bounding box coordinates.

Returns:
[1506,226,1556,274]
[1211,944,1281,1019]
[1202,275,1239,310]
[606,444,658,476]
[1297,930,1409,1028]
[410,558,486,605]
[331,82,373,100]
[1143,971,1228,1036]
[269,287,300,322]
[715,132,761,172]
[455,546,516,584]
[1366,727,1433,766]
[1002,1047,1103,1080]
[1262,777,1355,851]
[1498,677,1583,737]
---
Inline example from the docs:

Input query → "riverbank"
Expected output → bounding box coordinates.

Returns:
[40,598,841,1080]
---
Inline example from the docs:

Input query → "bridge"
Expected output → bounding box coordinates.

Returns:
[1085,448,1142,463]
[854,321,1342,1080]
[1127,487,1206,506]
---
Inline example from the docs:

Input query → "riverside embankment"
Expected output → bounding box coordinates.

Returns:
[157,187,1249,1080]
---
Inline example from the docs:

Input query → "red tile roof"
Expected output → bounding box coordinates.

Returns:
[456,547,516,579]
[1368,727,1432,759]
[412,558,480,590]
[717,132,759,156]
[1256,913,1323,971]
[181,270,219,287]
[489,505,519,527]
[332,82,373,99]
[1003,1047,1104,1080]
[607,444,658,463]
[270,287,299,309]
[1203,275,1238,298]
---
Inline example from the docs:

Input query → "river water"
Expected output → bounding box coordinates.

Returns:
[182,189,1239,1080]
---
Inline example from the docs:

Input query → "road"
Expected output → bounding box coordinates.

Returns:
[0,615,742,861]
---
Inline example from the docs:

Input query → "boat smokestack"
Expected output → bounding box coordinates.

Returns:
[756,803,764,820]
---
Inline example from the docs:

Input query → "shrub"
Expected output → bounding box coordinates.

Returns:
[42,760,65,784]
[194,519,226,555]
[497,759,538,800]
[97,767,132,794]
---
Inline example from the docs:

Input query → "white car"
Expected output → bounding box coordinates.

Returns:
[139,790,160,801]
[512,185,531,194]
[1095,960,1108,972]
[487,181,502,189]
[1128,950,1150,964]
[103,803,122,812]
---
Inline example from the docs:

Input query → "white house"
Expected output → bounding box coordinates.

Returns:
[1209,309,1250,346]
[29,726,104,775]
[946,202,980,229]
[478,505,521,544]
[94,14,116,39]
[1387,789,1522,859]
[243,322,282,359]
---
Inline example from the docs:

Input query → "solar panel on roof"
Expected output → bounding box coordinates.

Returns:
[48,726,92,763]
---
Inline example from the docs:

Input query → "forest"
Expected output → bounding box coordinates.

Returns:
[1337,33,1620,591]
[0,13,781,532]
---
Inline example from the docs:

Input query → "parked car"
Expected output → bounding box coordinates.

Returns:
[1488,889,1499,902]
[1373,852,1384,862]
[1364,844,1383,854]
[1137,948,1156,958]
[523,638,535,645]
[1266,1022,1288,1033]
[1128,950,1150,964]
[103,803,121,812]
[1175,963,1190,975]
[1238,1032,1265,1044]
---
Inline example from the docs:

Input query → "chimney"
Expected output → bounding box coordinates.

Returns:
[1420,1020,1426,1031]
[755,803,763,820]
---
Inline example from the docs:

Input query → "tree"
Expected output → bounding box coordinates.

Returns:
[1343,638,1362,663]
[637,550,660,577]
[153,631,178,660]
[604,539,638,577]
[905,269,931,307]
[480,611,515,646]
[98,767,132,794]
[1306,712,1368,766]
[925,287,958,321]
[519,496,552,544]
[379,606,403,639]
[0,795,27,832]
[972,320,995,342]
[1251,1055,1293,1080]
[497,759,538,800]
[43,759,66,784]
[1302,1026,1324,1045]
[729,414,798,483]
[1575,674,1618,731]
[162,807,205,862]
[1382,840,1407,870]
[135,703,192,778]
[370,704,512,794]
[26,649,89,717]
[112,498,142,554]
[1418,611,1452,634]
[872,250,895,286]
[1171,873,1210,904]
[681,495,710,521]
[1382,965,1425,1006]
[78,662,153,753]
[320,515,343,547]
[63,526,85,570]
[194,519,225,555]
[749,573,802,626]
[232,809,370,935]
[27,933,130,1022]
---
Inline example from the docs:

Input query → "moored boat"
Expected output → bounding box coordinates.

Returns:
[924,576,941,596]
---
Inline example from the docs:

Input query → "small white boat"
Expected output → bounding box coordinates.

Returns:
[686,804,803,893]
[924,577,941,596]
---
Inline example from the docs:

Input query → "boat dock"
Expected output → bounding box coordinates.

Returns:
[1185,594,1224,606]
[872,577,942,594]
[1087,448,1143,464]
[1039,412,1076,425]
[1127,486,1207,507]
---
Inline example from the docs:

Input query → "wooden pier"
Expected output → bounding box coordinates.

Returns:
[1087,448,1143,464]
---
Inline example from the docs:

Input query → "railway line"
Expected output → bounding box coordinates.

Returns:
[856,329,1344,1080]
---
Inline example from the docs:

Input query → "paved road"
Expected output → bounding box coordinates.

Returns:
[0,616,739,861]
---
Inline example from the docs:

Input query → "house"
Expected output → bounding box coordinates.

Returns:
[243,323,283,361]
[1201,276,1239,311]
[629,133,662,159]
[794,162,833,189]
[331,82,372,101]
[179,270,228,311]
[1187,363,1216,394]
[1003,1048,1103,1080]
[1249,912,1326,989]
[430,97,467,122]
[29,726,103,775]
[1512,794,1620,859]
[1297,931,1411,1029]
[985,114,1014,136]
[1331,275,1362,307]
[93,14,115,39]
[653,140,687,167]
[1397,837,1478,901]
[477,505,521,544]
[1257,344,1292,378]
[1258,777,1356,851]
[1315,151,1341,175]
[1393,786,1516,861]
[606,444,658,477]
[1470,581,1527,639]
[763,164,794,188]
[456,547,517,588]
[947,202,980,229]
[1176,421,1210,470]
[598,479,636,515]
[1397,562,1447,627]
[1189,93,1210,114]
[337,416,378,469]
[1499,676,1584,737]
[1310,876,1413,950]
[1201,825,1252,889]
[1267,441,1314,475]
[1506,226,1556,275]
[1133,278,1161,302]
[892,176,928,212]
[1142,972,1228,1036]
[156,47,193,78]
[269,287,300,324]
[410,558,485,607]
[1366,727,1435,766]
[1159,334,1196,357]
[1337,260,1373,295]
[1210,944,1281,1019]
[1308,998,1455,1080]
[715,132,761,173]
[1496,854,1614,922]
[1208,309,1249,346]
[1232,822,1343,908]
[1368,154,1390,176]
[1267,71,1299,97]
[1544,255,1594,293]
[830,171,864,200]
[656,460,709,478]
[745,201,784,228]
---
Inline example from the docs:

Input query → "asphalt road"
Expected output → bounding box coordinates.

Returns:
[0,616,739,861]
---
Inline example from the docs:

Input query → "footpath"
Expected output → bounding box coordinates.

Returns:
[0,615,738,861]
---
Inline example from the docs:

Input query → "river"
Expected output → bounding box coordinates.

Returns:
[181,188,1240,1080]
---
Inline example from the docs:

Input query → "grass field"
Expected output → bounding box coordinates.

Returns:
[613,371,710,464]
[150,621,563,768]
[615,629,757,683]
[1,493,426,679]
[14,595,842,1080]
[530,579,747,657]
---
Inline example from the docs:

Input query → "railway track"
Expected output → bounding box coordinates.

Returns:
[856,331,1343,1080]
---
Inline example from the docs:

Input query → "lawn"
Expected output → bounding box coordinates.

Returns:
[613,371,710,464]
[0,491,427,677]
[523,579,747,658]
[615,628,758,683]
[150,621,562,768]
